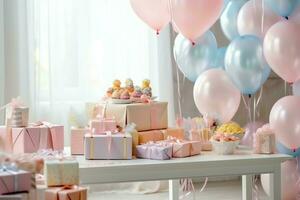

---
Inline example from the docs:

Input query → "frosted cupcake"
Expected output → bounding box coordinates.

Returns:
[120,90,130,100]
[131,86,143,98]
[142,87,152,97]
[113,79,121,91]
[125,79,134,94]
[106,87,114,97]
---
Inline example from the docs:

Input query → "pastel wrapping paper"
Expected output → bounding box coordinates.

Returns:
[0,192,29,200]
[44,159,79,187]
[0,126,13,152]
[189,129,212,151]
[0,169,33,195]
[70,127,89,155]
[99,102,168,131]
[89,118,117,134]
[10,123,64,153]
[84,133,132,160]
[138,128,184,145]
[136,143,173,160]
[159,139,201,158]
[45,186,87,200]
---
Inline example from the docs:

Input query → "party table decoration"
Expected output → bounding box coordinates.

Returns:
[10,121,64,154]
[70,127,89,155]
[84,132,132,160]
[210,133,240,155]
[44,159,79,187]
[136,142,173,160]
[0,165,33,195]
[45,186,87,200]
[254,124,275,154]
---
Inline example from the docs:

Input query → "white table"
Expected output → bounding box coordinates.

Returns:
[76,147,290,200]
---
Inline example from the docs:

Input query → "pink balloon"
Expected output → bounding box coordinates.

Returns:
[237,0,281,38]
[193,69,241,123]
[264,21,300,83]
[240,121,265,147]
[270,96,300,149]
[130,0,170,34]
[171,0,223,42]
[261,159,300,200]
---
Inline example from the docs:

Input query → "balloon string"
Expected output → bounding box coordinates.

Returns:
[242,95,252,123]
[255,87,263,118]
[261,0,265,34]
[253,175,259,200]
[253,95,256,123]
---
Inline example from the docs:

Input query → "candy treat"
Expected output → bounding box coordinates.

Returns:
[106,87,114,97]
[113,79,121,91]
[125,78,134,93]
[120,90,130,100]
[131,86,143,98]
[112,90,121,99]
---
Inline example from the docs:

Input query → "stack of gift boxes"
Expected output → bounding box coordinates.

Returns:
[0,98,87,199]
[71,101,202,160]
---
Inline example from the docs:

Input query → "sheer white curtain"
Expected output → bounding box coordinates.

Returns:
[1,0,175,145]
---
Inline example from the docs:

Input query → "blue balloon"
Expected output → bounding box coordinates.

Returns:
[265,0,299,17]
[225,35,271,95]
[211,47,227,69]
[277,142,300,157]
[174,31,218,82]
[220,0,248,40]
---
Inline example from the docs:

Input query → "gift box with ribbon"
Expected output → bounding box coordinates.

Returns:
[159,137,201,158]
[97,101,168,131]
[84,132,132,160]
[45,186,87,200]
[138,128,185,145]
[254,124,275,154]
[189,128,212,151]
[136,142,173,160]
[89,118,117,134]
[70,127,89,155]
[44,159,79,187]
[0,166,33,195]
[0,97,29,127]
[7,121,64,154]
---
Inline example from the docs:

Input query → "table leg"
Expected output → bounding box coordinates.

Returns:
[242,175,253,200]
[169,179,179,200]
[270,166,281,200]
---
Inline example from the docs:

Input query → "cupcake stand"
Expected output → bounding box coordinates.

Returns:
[69,147,290,200]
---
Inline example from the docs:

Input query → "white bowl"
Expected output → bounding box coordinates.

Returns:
[211,140,239,155]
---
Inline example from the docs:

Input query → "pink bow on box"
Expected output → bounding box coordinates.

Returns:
[0,97,26,118]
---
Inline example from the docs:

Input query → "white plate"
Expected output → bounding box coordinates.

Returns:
[109,99,133,104]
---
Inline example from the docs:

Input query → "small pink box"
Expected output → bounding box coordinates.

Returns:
[159,139,201,158]
[84,133,132,160]
[89,118,117,134]
[0,169,33,195]
[70,127,89,155]
[10,123,64,154]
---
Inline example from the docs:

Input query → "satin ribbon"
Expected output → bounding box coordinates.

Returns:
[276,142,300,157]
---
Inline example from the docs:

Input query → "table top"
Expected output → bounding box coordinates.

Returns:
[71,146,291,184]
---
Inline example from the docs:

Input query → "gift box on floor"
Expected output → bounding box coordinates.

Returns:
[44,159,79,187]
[0,192,29,200]
[45,186,87,200]
[0,168,33,195]
[136,143,173,160]
[71,127,89,155]
[84,133,132,160]
[9,122,64,153]
[138,128,184,145]
[98,102,168,131]
[89,118,117,134]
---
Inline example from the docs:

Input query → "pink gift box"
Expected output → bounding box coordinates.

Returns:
[71,127,89,155]
[89,118,117,134]
[136,143,173,160]
[84,133,132,160]
[254,133,275,154]
[10,122,64,154]
[159,139,201,158]
[0,126,13,152]
[45,186,87,200]
[0,169,33,195]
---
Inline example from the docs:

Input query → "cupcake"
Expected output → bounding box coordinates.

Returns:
[131,86,143,98]
[113,79,121,91]
[106,87,114,97]
[142,87,152,97]
[120,90,130,100]
[125,78,134,94]
[111,90,121,99]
